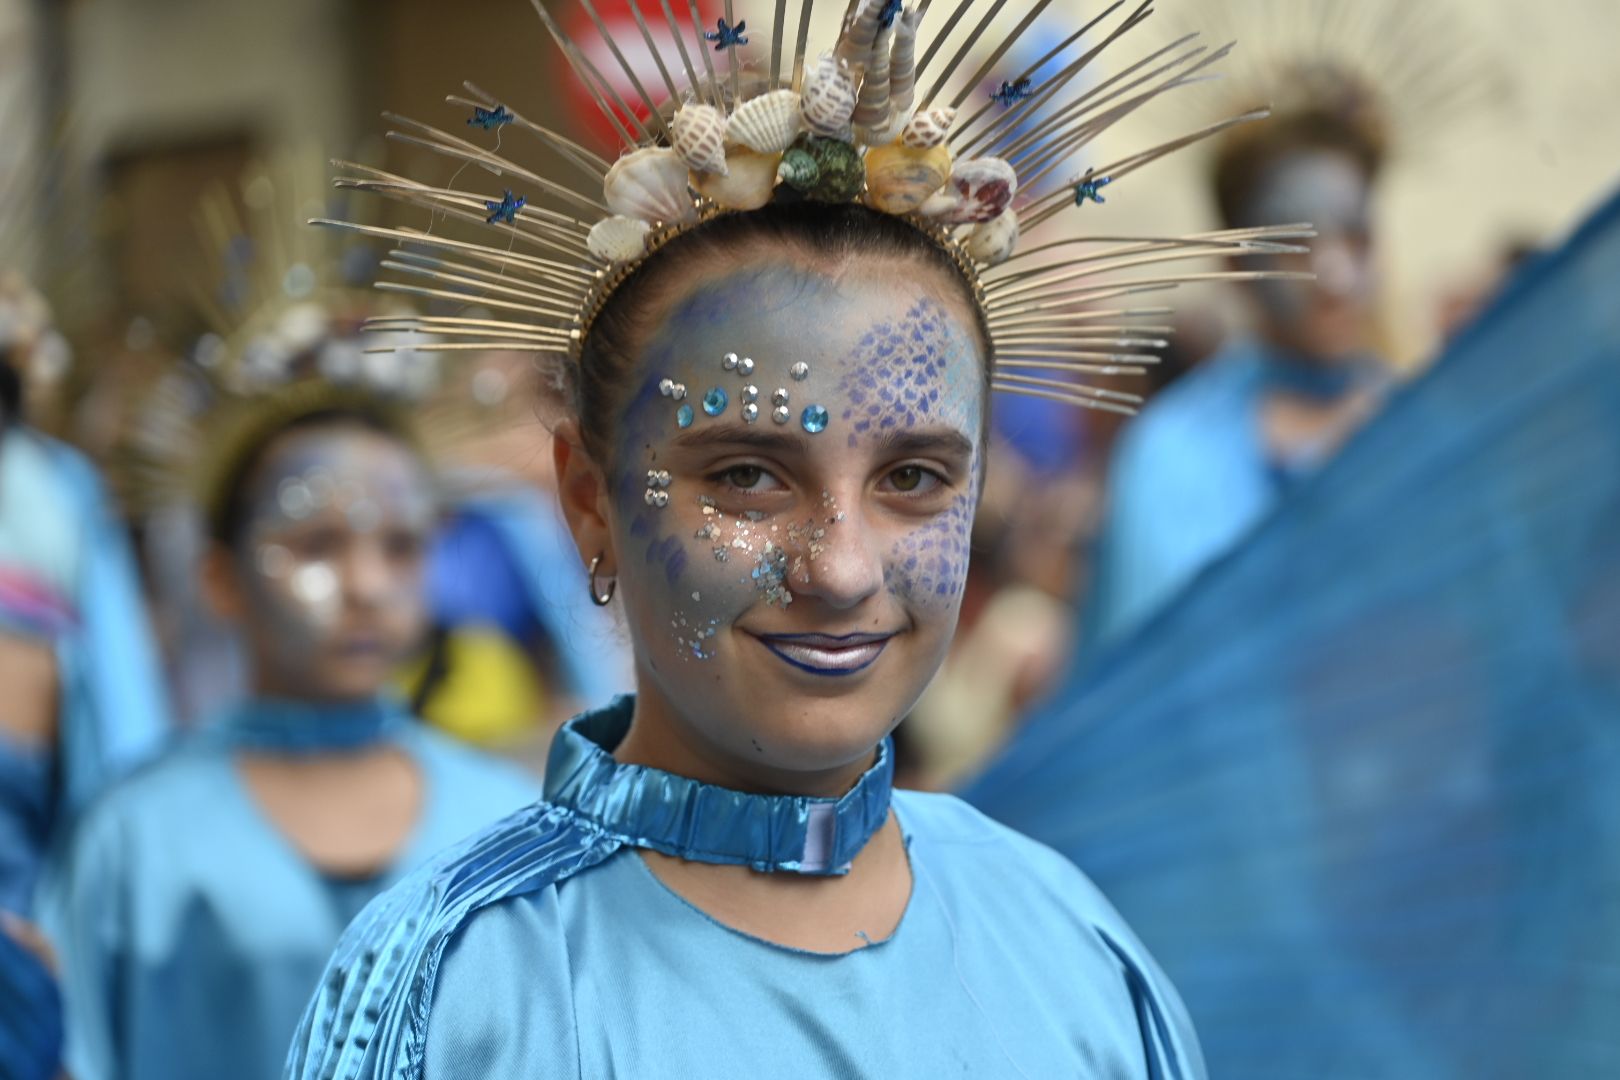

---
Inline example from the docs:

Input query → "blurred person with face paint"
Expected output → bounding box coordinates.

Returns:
[0,274,170,1080]
[41,331,541,1080]
[281,3,1324,1077]
[1084,81,1395,649]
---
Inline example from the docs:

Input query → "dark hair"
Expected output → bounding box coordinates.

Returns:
[209,403,418,548]
[1212,107,1386,229]
[574,201,992,470]
[0,356,20,426]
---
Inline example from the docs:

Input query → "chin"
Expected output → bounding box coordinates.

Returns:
[718,682,911,777]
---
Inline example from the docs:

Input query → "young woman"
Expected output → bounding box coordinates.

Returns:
[287,2,1303,1075]
[48,392,541,1080]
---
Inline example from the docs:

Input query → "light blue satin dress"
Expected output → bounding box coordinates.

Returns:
[45,698,541,1080]
[288,698,1203,1079]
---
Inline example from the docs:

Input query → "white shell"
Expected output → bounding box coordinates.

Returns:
[604,147,698,225]
[901,107,957,149]
[693,147,782,211]
[961,208,1020,266]
[587,215,653,263]
[801,53,857,139]
[728,90,803,154]
[920,157,1018,225]
[672,104,729,176]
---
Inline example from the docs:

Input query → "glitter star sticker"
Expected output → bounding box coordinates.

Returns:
[1073,169,1112,206]
[704,17,748,51]
[989,77,1035,108]
[467,104,514,130]
[484,189,526,225]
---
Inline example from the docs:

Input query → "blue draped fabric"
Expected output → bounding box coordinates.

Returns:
[287,697,1202,1079]
[963,184,1620,1077]
[44,702,541,1080]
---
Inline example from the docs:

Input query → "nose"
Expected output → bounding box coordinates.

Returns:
[1311,237,1362,300]
[789,498,885,612]
[340,538,395,610]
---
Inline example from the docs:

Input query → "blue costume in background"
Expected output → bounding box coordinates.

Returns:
[1085,338,1385,648]
[287,697,1202,1079]
[46,697,540,1080]
[964,185,1620,1077]
[0,430,169,1079]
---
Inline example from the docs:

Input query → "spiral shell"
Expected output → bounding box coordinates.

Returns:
[672,104,729,176]
[779,136,865,203]
[801,53,857,140]
[901,107,956,149]
[863,141,951,215]
[692,147,782,211]
[919,157,1017,225]
[961,208,1020,266]
[587,215,653,263]
[604,147,698,225]
[727,90,803,154]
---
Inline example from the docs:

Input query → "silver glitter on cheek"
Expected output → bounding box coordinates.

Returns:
[289,562,340,624]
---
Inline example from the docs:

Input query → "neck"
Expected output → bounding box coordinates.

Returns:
[615,680,878,800]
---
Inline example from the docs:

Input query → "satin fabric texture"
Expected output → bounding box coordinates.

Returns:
[287,697,1203,1079]
[45,700,540,1080]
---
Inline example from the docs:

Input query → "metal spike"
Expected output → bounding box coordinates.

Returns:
[628,1,684,106]
[791,0,816,91]
[656,1,706,105]
[530,0,650,145]
[578,0,675,139]
[687,0,722,108]
[993,372,1141,403]
[914,0,1010,107]
[771,0,789,89]
[990,382,1138,416]
[937,0,1060,111]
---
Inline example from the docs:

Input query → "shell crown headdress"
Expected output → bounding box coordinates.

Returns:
[324,0,1315,416]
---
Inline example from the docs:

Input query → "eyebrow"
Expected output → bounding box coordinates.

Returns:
[672,426,811,453]
[871,428,975,460]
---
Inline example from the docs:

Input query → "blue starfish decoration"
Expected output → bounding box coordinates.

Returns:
[878,0,904,30]
[467,104,514,130]
[704,17,748,51]
[1074,169,1112,207]
[989,77,1035,108]
[485,189,526,225]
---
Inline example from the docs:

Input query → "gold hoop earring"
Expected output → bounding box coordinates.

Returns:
[588,553,616,607]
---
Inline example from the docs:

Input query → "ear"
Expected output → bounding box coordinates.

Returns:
[552,418,616,574]
[199,543,248,623]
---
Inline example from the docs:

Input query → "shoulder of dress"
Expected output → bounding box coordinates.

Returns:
[285,801,620,1080]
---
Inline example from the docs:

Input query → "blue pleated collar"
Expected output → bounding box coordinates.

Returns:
[544,697,893,876]
[215,695,410,754]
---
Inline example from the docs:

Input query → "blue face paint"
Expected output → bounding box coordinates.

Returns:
[602,258,986,775]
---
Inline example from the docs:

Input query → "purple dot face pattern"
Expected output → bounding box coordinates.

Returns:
[839,299,968,449]
[884,492,973,605]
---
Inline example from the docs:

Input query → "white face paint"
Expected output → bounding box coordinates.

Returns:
[233,423,437,701]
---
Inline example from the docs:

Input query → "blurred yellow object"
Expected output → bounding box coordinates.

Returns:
[399,625,545,748]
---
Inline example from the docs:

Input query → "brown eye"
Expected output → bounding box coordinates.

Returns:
[724,465,765,489]
[891,466,924,492]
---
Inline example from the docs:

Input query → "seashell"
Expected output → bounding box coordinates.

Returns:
[778,136,866,203]
[836,0,887,68]
[863,141,951,215]
[727,90,803,154]
[961,208,1020,266]
[692,147,782,211]
[852,26,893,134]
[919,156,1017,224]
[587,215,653,263]
[887,11,919,123]
[901,107,957,149]
[672,104,729,176]
[801,53,857,140]
[604,147,698,226]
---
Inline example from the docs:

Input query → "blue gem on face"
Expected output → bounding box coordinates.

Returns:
[677,404,695,428]
[801,405,830,434]
[703,387,729,416]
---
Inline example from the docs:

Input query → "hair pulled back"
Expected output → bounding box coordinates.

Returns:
[573,201,992,469]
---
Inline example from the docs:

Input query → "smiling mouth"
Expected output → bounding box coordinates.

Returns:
[752,631,894,677]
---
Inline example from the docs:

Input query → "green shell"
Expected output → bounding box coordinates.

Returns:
[778,148,819,192]
[779,135,865,204]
